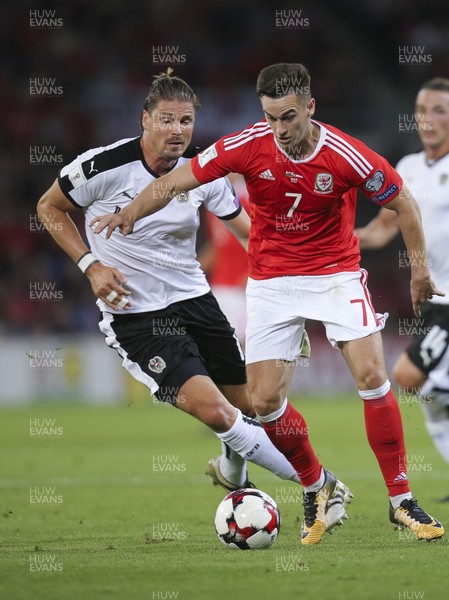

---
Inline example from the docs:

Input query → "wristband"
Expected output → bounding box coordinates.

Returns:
[77,252,99,274]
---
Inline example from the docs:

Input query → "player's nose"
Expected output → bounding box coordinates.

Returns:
[171,121,182,134]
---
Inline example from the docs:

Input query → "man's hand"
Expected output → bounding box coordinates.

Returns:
[90,213,134,239]
[410,272,445,317]
[86,262,132,310]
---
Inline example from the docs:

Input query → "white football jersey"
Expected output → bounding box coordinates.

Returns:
[396,151,449,305]
[59,137,242,313]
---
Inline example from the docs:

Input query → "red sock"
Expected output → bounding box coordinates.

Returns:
[363,388,410,496]
[260,401,322,487]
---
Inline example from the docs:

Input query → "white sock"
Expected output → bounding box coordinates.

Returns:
[303,468,325,493]
[257,398,288,423]
[219,441,247,487]
[390,492,412,509]
[427,421,449,462]
[421,393,449,462]
[217,409,300,482]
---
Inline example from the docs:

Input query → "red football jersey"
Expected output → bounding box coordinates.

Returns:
[191,120,403,278]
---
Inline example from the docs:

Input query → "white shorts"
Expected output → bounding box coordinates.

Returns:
[245,270,387,365]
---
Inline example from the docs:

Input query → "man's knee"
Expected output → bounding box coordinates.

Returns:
[356,362,388,391]
[250,389,283,417]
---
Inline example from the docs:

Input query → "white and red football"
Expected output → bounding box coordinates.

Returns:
[214,488,281,550]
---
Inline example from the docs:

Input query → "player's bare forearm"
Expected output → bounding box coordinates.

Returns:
[91,162,202,238]
[223,208,251,251]
[37,179,132,309]
[37,179,91,263]
[354,208,399,250]
[388,187,445,314]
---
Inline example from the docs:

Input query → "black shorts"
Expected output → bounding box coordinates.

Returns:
[406,302,449,376]
[99,292,246,403]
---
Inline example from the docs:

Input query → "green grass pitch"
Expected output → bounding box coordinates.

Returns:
[1,395,448,600]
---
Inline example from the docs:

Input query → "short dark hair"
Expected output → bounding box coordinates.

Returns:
[420,77,449,93]
[143,68,201,114]
[256,63,311,99]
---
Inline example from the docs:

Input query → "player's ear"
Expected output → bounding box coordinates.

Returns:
[141,109,150,130]
[307,98,315,117]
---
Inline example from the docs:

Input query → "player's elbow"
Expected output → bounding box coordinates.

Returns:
[36,192,51,219]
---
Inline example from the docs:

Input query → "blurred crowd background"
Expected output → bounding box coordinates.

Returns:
[2,0,449,335]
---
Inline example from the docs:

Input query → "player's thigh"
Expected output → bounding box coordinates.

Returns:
[339,331,388,390]
[100,309,206,404]
[245,276,306,364]
[246,360,296,416]
[392,352,426,391]
[317,270,388,348]
[177,292,247,388]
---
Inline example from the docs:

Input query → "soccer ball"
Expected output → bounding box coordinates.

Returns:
[214,488,281,550]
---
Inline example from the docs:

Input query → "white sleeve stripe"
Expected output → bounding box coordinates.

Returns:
[223,123,270,145]
[324,141,368,178]
[224,129,272,151]
[327,131,373,172]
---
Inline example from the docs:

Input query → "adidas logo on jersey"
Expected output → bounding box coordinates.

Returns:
[259,169,275,180]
